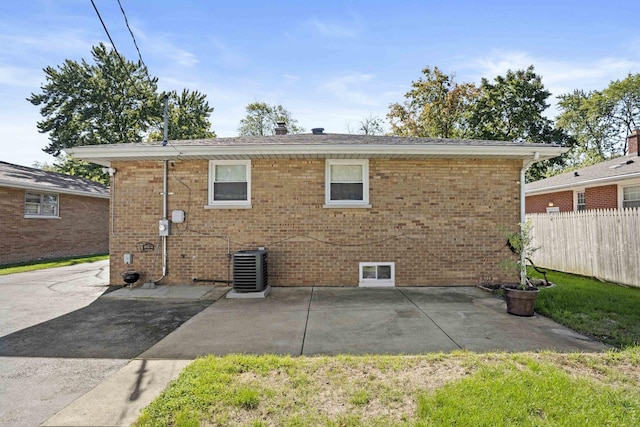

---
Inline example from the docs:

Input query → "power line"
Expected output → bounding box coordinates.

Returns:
[89,0,151,100]
[116,0,152,84]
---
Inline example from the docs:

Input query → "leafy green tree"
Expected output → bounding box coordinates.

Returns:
[466,66,573,180]
[237,101,304,136]
[387,66,479,138]
[28,43,159,155]
[348,114,385,135]
[149,89,216,141]
[556,73,640,167]
[28,43,217,182]
[604,73,640,153]
[556,90,617,166]
[33,155,109,185]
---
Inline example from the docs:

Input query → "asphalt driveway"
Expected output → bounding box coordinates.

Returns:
[0,261,220,427]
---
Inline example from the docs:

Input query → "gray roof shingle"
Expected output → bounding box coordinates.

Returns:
[66,133,567,166]
[526,154,640,194]
[0,161,109,198]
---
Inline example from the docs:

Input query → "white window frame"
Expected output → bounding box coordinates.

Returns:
[574,190,586,211]
[324,159,370,208]
[24,192,60,219]
[359,262,395,287]
[206,160,252,209]
[621,183,640,209]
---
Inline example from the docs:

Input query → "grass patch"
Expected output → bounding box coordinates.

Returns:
[134,350,640,426]
[529,268,640,348]
[0,254,108,275]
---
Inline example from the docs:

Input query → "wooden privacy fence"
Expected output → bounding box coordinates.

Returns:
[527,208,640,288]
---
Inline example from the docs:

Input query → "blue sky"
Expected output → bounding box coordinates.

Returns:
[1,0,639,167]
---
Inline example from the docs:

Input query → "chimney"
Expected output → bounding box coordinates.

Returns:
[275,122,288,135]
[311,127,324,135]
[628,127,640,156]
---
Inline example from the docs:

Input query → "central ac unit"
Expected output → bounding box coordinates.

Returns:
[232,249,268,292]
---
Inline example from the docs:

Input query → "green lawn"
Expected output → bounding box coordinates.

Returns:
[0,254,109,275]
[530,268,640,348]
[135,350,640,427]
[135,268,640,426]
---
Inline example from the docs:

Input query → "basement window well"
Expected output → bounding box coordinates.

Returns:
[359,262,395,287]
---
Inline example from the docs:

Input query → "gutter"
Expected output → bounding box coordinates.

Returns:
[525,171,640,195]
[66,143,568,165]
[520,152,539,287]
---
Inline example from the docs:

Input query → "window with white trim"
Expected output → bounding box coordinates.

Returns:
[25,192,58,217]
[359,262,395,287]
[577,192,586,211]
[623,185,640,208]
[208,160,251,207]
[325,159,369,207]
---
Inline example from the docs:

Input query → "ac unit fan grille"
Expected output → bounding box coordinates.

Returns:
[233,250,268,292]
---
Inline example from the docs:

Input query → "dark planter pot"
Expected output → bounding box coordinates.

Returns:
[502,285,539,317]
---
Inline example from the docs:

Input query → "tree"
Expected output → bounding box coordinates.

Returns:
[604,73,640,153]
[466,66,573,180]
[149,89,216,141]
[34,155,109,185]
[237,101,304,136]
[28,43,217,182]
[556,90,617,166]
[556,74,640,168]
[28,43,159,155]
[387,66,479,138]
[348,114,385,135]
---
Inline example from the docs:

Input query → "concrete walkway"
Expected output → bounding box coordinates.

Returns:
[41,284,607,426]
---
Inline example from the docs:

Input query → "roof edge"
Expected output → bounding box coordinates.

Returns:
[0,179,110,199]
[67,143,568,165]
[525,171,640,195]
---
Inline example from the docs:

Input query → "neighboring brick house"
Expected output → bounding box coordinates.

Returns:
[526,130,640,213]
[0,161,109,265]
[67,131,564,287]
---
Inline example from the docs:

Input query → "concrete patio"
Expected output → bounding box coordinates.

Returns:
[41,283,608,426]
[135,285,607,358]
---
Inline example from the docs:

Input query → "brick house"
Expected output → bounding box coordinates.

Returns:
[526,130,640,213]
[67,131,564,287]
[0,161,109,265]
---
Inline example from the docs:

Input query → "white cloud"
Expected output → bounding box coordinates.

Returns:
[455,49,640,117]
[324,72,378,106]
[0,66,42,87]
[131,26,199,68]
[1,117,56,167]
[0,29,96,58]
[464,50,640,95]
[307,18,358,39]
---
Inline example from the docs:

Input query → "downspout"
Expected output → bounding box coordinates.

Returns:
[160,94,170,279]
[520,151,539,286]
[152,95,170,284]
[162,160,168,279]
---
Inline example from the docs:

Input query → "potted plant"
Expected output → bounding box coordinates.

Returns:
[500,221,540,316]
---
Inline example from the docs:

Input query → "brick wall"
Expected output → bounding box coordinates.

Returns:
[1,187,109,265]
[108,158,521,287]
[585,184,617,210]
[525,191,573,213]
